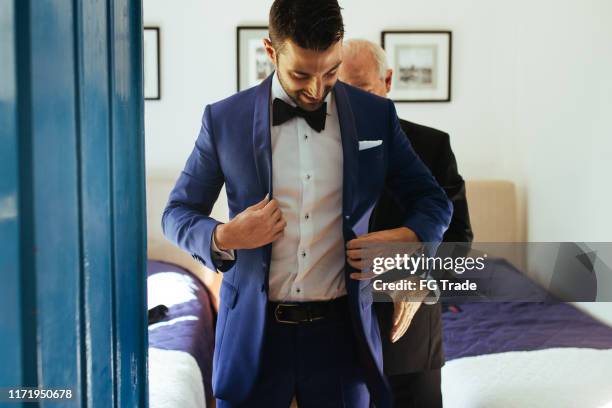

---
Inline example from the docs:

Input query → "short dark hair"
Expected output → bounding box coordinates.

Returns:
[269,0,344,52]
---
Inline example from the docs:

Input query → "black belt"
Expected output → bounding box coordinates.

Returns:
[268,296,348,325]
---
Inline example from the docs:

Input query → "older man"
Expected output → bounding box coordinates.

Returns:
[339,39,473,408]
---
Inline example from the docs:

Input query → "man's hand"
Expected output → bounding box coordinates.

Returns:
[346,227,420,280]
[214,195,286,250]
[390,301,421,343]
[389,285,429,342]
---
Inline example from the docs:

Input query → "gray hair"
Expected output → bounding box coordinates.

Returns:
[343,39,389,79]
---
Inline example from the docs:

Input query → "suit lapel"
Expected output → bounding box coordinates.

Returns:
[334,81,359,219]
[252,74,275,290]
[252,74,274,197]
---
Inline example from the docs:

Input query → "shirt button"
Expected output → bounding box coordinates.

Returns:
[304,213,310,220]
[296,288,301,293]
[304,134,308,140]
[305,174,311,180]
[301,251,306,258]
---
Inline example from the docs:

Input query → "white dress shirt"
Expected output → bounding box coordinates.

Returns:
[267,73,346,302]
[212,72,346,302]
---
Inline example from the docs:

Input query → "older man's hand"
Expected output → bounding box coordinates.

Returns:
[389,285,429,343]
[346,227,429,342]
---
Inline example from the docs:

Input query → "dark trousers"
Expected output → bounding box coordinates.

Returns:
[216,301,370,408]
[388,369,442,408]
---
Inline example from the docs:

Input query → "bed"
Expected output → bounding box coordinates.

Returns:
[147,259,216,408]
[146,176,224,408]
[441,264,612,408]
[438,181,612,407]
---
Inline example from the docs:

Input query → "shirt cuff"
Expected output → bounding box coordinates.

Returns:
[211,228,236,261]
[423,284,441,305]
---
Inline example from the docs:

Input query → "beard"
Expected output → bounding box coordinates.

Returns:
[277,70,334,112]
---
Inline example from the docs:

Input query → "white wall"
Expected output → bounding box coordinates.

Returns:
[143,0,612,241]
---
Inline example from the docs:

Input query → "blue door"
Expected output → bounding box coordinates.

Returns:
[0,1,148,407]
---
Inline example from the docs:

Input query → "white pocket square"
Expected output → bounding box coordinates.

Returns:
[358,140,383,151]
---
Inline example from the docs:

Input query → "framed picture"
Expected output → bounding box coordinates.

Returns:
[381,31,452,102]
[143,27,161,100]
[237,26,275,91]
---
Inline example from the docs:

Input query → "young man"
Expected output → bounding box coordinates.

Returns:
[162,2,451,407]
[339,39,473,407]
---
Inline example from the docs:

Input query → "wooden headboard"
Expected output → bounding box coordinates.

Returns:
[465,180,522,242]
[146,175,223,307]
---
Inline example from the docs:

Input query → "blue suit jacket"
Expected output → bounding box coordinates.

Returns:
[162,75,452,407]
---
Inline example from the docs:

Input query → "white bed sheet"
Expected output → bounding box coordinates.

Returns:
[148,347,206,408]
[442,347,612,408]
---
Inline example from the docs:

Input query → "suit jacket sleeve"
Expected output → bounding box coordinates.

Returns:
[434,133,474,244]
[385,100,452,244]
[161,104,235,272]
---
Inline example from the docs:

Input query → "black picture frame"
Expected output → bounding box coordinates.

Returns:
[236,26,274,92]
[381,30,452,103]
[144,26,161,100]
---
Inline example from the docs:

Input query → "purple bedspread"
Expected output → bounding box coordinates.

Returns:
[147,260,215,404]
[442,302,612,361]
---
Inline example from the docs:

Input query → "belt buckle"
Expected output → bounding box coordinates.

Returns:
[274,303,300,324]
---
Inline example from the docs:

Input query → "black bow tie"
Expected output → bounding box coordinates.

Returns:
[272,98,327,133]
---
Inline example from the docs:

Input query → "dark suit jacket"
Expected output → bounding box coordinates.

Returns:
[371,119,473,375]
